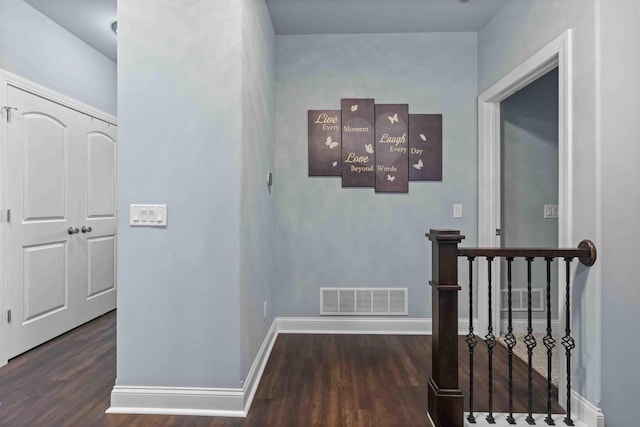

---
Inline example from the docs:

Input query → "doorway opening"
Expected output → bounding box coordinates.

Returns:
[477,30,573,407]
[500,68,560,388]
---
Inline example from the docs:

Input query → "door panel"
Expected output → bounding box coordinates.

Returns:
[23,242,67,323]
[87,132,115,218]
[87,235,116,298]
[22,114,67,221]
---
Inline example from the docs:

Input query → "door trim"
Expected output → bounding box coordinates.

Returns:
[0,70,117,125]
[0,69,117,367]
[477,30,573,405]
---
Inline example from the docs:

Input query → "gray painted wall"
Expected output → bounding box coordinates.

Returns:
[479,0,601,405]
[599,1,640,424]
[274,33,478,319]
[0,0,117,115]
[239,0,276,382]
[117,0,244,388]
[500,69,559,322]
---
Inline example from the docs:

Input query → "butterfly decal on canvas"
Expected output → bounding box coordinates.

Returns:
[420,134,427,142]
[388,113,399,124]
[365,144,374,154]
[387,174,395,182]
[413,159,424,170]
[325,136,338,149]
[351,104,358,112]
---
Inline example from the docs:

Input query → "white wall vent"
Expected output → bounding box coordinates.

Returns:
[320,288,408,316]
[500,288,544,312]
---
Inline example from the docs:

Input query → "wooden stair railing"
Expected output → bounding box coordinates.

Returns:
[426,229,596,427]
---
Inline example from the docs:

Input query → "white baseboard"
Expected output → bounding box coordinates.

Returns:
[499,318,560,334]
[107,385,246,417]
[107,319,279,417]
[276,316,475,335]
[241,319,278,414]
[571,389,605,427]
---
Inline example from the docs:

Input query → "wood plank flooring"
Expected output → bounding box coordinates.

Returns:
[0,311,562,426]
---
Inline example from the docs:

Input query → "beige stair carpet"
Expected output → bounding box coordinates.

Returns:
[498,332,560,387]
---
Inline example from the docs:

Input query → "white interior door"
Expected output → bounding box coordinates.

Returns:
[5,87,88,357]
[75,122,117,325]
[4,86,117,358]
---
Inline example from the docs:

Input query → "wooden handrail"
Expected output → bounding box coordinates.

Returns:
[425,230,597,427]
[457,239,597,266]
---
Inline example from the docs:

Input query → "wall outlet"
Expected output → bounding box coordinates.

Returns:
[263,300,267,321]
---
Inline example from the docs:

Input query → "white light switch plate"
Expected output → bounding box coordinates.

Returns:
[544,204,559,219]
[453,204,463,218]
[130,204,167,227]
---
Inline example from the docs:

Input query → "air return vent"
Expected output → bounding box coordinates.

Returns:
[500,288,544,312]
[320,288,408,315]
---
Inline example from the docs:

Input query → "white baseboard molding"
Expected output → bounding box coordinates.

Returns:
[571,389,605,427]
[499,318,560,334]
[107,385,246,417]
[106,316,473,418]
[241,319,278,414]
[107,320,279,417]
[276,316,476,335]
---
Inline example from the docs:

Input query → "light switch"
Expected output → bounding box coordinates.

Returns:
[453,204,463,218]
[544,204,559,219]
[130,204,168,227]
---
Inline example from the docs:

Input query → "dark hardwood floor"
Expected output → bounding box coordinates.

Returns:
[0,311,562,426]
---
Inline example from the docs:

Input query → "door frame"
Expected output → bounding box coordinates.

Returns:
[0,69,117,367]
[477,30,573,405]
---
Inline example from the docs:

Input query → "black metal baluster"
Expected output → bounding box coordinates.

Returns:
[466,257,477,424]
[525,257,537,425]
[562,258,576,426]
[544,257,556,425]
[505,257,516,425]
[485,257,496,424]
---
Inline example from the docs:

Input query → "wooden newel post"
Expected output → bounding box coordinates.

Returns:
[426,229,464,427]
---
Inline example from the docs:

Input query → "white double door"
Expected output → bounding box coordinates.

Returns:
[5,86,117,358]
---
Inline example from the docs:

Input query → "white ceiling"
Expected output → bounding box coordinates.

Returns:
[265,0,506,34]
[23,0,506,63]
[25,0,117,62]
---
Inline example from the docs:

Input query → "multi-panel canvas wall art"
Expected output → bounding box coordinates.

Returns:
[308,98,442,193]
